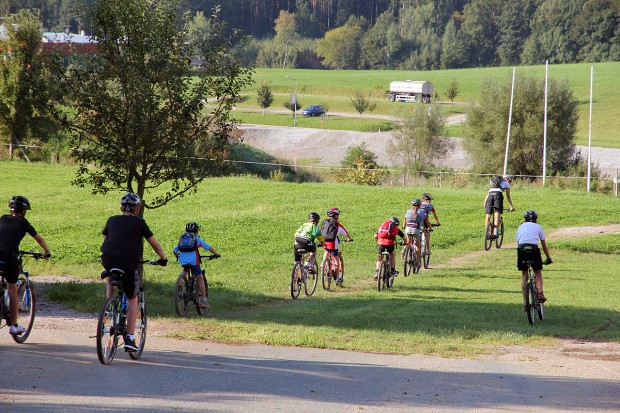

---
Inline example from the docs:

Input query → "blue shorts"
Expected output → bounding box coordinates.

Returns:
[182,264,203,276]
[325,248,339,257]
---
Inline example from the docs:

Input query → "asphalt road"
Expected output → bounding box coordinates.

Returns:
[1,324,619,413]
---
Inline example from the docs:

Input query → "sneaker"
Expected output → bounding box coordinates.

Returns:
[336,277,343,286]
[124,336,139,352]
[9,325,26,335]
[199,297,209,308]
[390,269,399,277]
[538,293,547,303]
[522,304,529,312]
[373,271,379,281]
[307,265,316,274]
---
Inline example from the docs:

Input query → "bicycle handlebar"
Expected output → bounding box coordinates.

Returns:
[141,259,167,266]
[19,250,47,260]
[200,255,221,261]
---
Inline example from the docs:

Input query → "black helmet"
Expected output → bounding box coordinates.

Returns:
[524,210,538,222]
[422,193,432,201]
[390,216,400,226]
[327,207,340,217]
[9,196,31,213]
[411,198,421,206]
[308,212,320,222]
[186,221,201,233]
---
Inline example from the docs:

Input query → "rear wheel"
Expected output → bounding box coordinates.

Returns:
[129,292,147,360]
[337,254,344,286]
[377,262,385,292]
[12,278,35,343]
[195,273,209,316]
[291,262,302,299]
[538,302,545,321]
[403,245,412,277]
[422,235,431,269]
[174,275,189,317]
[321,260,332,290]
[96,297,119,365]
[484,222,494,251]
[413,246,421,274]
[305,261,318,296]
[527,284,537,325]
[495,220,504,249]
[384,262,393,288]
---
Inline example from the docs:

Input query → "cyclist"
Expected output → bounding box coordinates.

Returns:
[420,193,440,254]
[100,193,168,352]
[293,212,325,274]
[321,208,352,286]
[484,175,515,237]
[516,210,552,312]
[402,199,430,264]
[0,196,51,336]
[374,217,408,281]
[173,222,220,308]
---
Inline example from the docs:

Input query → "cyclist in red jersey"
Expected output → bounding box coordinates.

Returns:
[321,208,352,285]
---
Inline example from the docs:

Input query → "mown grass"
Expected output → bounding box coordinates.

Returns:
[239,62,620,147]
[236,110,394,132]
[4,161,619,356]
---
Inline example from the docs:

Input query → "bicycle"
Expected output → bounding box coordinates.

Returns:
[402,240,420,277]
[421,223,439,269]
[96,259,160,365]
[377,251,394,292]
[290,250,318,299]
[175,255,219,316]
[484,208,511,251]
[524,257,552,325]
[321,238,351,290]
[0,250,43,343]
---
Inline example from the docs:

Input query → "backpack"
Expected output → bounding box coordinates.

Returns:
[489,175,503,189]
[321,219,338,241]
[377,220,398,239]
[177,232,198,252]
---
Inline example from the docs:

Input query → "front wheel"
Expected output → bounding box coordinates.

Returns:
[305,261,318,296]
[129,292,147,360]
[291,262,302,299]
[195,273,209,316]
[12,278,36,343]
[403,245,412,277]
[174,275,189,317]
[484,222,494,251]
[96,297,120,365]
[422,236,431,269]
[495,219,504,249]
[321,260,332,290]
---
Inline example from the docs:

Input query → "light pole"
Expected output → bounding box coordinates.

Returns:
[285,75,298,127]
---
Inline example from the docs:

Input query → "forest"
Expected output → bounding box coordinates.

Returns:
[3,0,620,70]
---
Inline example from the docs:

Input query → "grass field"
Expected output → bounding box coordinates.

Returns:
[4,161,619,356]
[236,62,620,148]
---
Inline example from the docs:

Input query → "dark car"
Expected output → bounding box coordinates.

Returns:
[300,105,325,117]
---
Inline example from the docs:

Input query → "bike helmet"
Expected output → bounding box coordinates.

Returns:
[186,221,201,233]
[504,175,514,183]
[9,195,31,213]
[326,207,340,217]
[422,193,433,201]
[411,198,421,206]
[120,193,141,212]
[390,217,400,226]
[308,212,320,222]
[524,209,538,222]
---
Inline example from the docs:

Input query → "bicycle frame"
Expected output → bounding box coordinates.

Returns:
[377,251,393,291]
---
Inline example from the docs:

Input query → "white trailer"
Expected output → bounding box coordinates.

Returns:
[388,80,434,103]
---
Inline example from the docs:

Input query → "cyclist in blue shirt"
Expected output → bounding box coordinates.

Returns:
[420,193,440,255]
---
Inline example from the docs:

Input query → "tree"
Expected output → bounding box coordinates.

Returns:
[445,80,459,104]
[274,10,300,69]
[57,1,253,213]
[334,143,389,186]
[316,23,363,69]
[463,75,578,177]
[256,81,274,115]
[0,9,55,159]
[387,103,452,185]
[349,90,376,122]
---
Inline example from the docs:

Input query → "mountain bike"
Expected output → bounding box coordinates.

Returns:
[421,223,439,269]
[485,208,511,251]
[175,255,219,316]
[291,249,318,299]
[377,251,394,292]
[402,240,420,277]
[96,259,160,365]
[524,258,552,325]
[321,238,351,290]
[0,250,44,343]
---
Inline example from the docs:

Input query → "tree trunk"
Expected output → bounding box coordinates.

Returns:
[9,128,15,159]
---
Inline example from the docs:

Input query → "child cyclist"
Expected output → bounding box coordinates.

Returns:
[293,212,325,273]
[321,208,353,286]
[173,222,220,308]
[374,217,408,280]
[484,175,515,237]
[0,196,51,336]
[420,193,440,254]
[402,199,430,264]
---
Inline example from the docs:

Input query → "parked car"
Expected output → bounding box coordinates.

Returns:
[300,105,325,117]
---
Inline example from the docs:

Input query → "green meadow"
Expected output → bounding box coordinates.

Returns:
[3,161,619,356]
[235,62,620,148]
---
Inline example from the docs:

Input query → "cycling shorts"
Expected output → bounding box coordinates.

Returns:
[0,253,19,284]
[377,244,395,255]
[405,227,421,241]
[325,248,339,257]
[105,267,142,299]
[486,192,504,214]
[182,264,203,276]
[293,241,317,262]
[516,244,543,271]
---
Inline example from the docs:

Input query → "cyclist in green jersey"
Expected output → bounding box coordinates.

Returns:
[293,212,325,273]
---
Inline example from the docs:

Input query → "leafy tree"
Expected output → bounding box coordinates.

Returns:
[57,1,253,213]
[459,0,503,66]
[360,11,401,69]
[256,81,274,115]
[387,103,451,185]
[316,23,363,69]
[334,143,389,186]
[274,10,300,69]
[349,90,376,122]
[445,80,459,104]
[463,75,578,177]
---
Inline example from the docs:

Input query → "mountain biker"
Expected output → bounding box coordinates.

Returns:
[374,217,408,281]
[516,210,552,312]
[173,222,220,308]
[0,196,51,336]
[100,193,168,352]
[294,212,325,274]
[484,175,515,237]
[420,193,440,254]
[321,208,352,286]
[402,199,430,264]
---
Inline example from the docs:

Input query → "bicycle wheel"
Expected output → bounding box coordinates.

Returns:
[129,292,147,360]
[495,219,504,249]
[97,297,120,365]
[413,246,421,275]
[403,245,411,277]
[537,301,545,321]
[174,275,189,317]
[377,262,386,292]
[338,254,344,286]
[384,262,393,289]
[484,222,494,251]
[291,262,302,299]
[321,259,332,290]
[528,284,537,325]
[305,262,318,296]
[422,236,431,269]
[195,273,209,316]
[12,278,36,343]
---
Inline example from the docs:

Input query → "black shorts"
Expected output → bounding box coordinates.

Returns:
[0,253,19,284]
[486,192,504,214]
[377,244,395,255]
[293,238,316,262]
[104,267,142,299]
[517,244,543,271]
